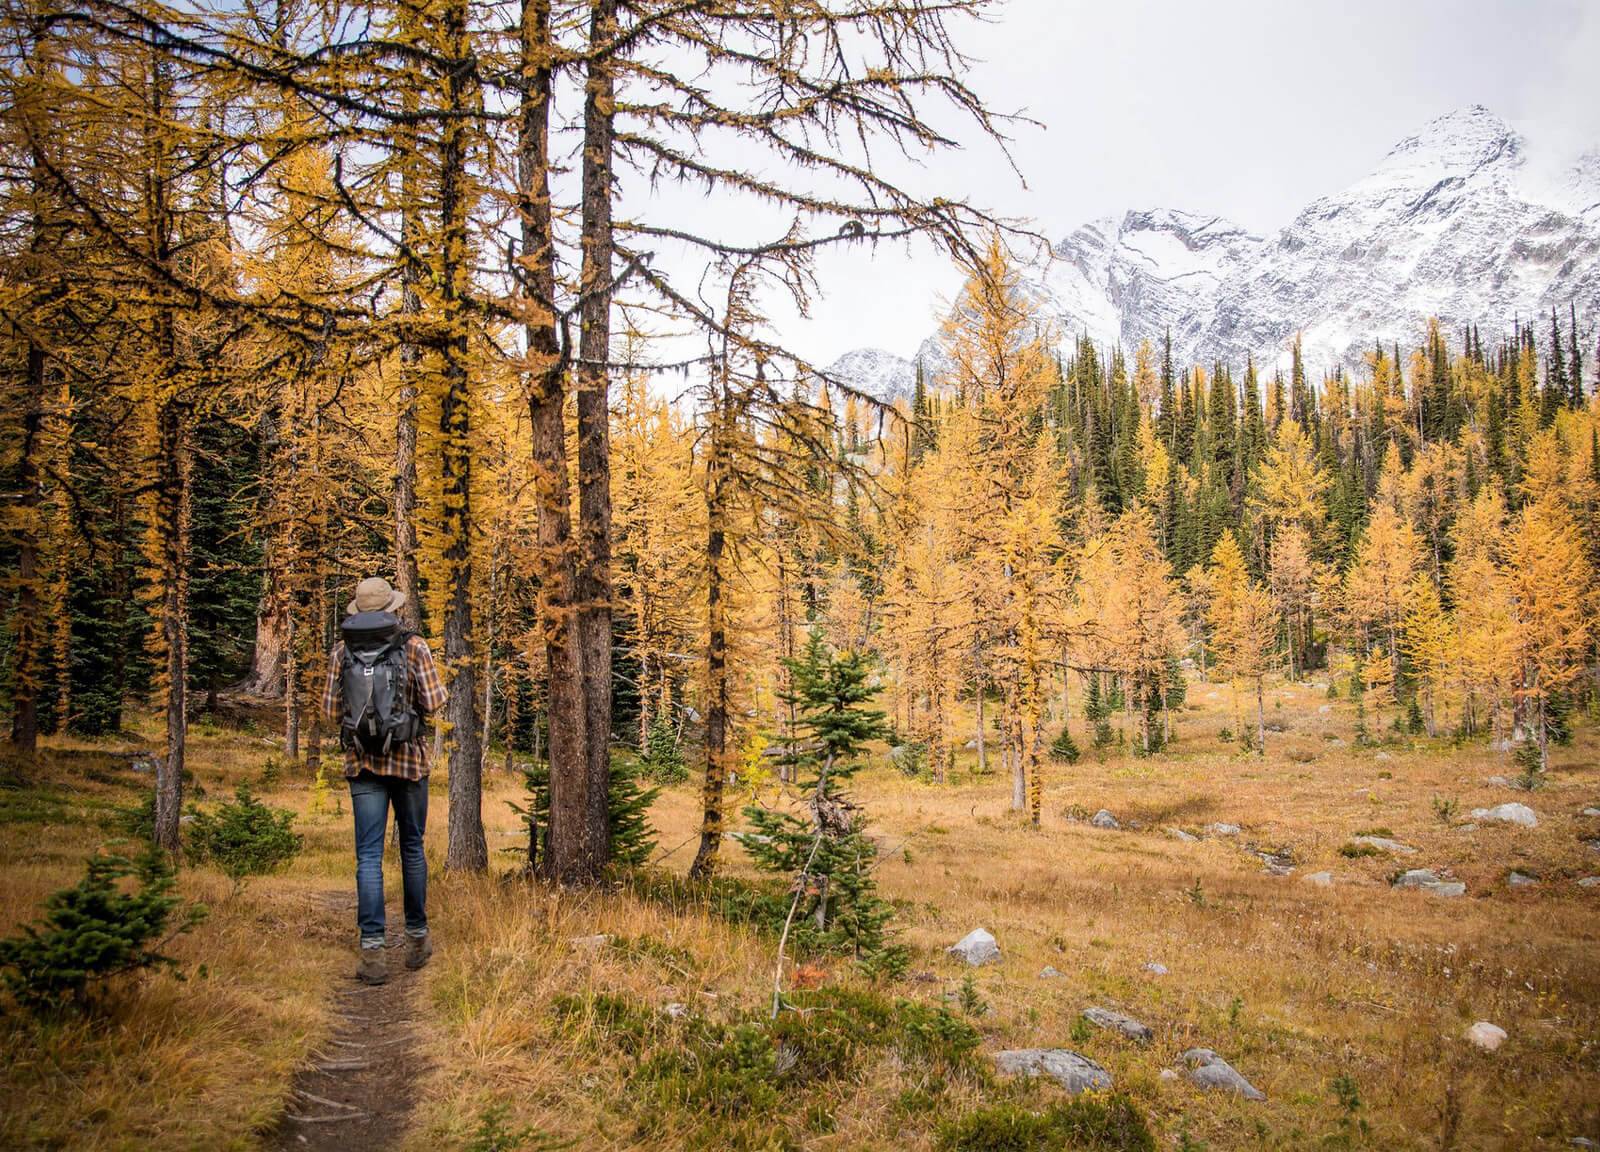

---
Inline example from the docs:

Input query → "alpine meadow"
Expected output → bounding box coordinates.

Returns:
[4,1,1600,1150]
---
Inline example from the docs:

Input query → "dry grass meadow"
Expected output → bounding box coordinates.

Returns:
[3,675,1598,1151]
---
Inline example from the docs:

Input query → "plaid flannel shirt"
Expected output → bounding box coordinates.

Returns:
[323,634,448,781]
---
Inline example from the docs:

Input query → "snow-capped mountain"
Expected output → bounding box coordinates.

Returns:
[823,347,920,402]
[834,105,1600,394]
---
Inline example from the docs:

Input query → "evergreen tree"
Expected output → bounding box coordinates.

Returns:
[1567,303,1584,408]
[742,630,903,974]
[1544,307,1567,426]
[186,412,264,713]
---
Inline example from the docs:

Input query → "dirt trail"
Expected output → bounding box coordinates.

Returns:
[267,893,429,1151]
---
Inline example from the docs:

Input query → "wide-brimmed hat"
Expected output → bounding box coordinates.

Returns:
[346,576,406,616]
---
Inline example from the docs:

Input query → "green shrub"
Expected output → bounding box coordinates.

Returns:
[186,784,302,886]
[1338,842,1383,859]
[465,1102,561,1152]
[515,757,659,874]
[259,757,283,788]
[640,714,689,784]
[639,986,981,1133]
[0,846,204,1011]
[1048,727,1080,764]
[552,991,663,1054]
[939,1096,1154,1152]
[890,741,929,777]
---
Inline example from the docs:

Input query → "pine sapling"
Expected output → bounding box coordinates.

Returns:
[744,630,907,1013]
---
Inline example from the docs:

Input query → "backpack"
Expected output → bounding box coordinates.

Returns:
[338,611,422,756]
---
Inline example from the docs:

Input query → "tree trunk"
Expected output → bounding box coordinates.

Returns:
[244,569,289,697]
[689,383,732,881]
[394,274,422,632]
[153,402,190,853]
[1255,675,1265,759]
[440,0,485,872]
[973,646,987,774]
[574,0,618,870]
[520,0,591,884]
[8,340,45,753]
[1008,679,1024,812]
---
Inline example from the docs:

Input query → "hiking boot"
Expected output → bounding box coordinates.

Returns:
[356,948,388,985]
[403,932,434,971]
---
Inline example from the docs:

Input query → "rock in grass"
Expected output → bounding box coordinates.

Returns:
[1581,807,1600,817]
[1090,809,1120,830]
[1464,1021,1507,1051]
[1470,802,1537,828]
[993,1048,1113,1094]
[1507,871,1538,888]
[1351,835,1416,855]
[1178,1049,1264,1099]
[1205,822,1240,836]
[1166,827,1199,843]
[568,933,613,950]
[1143,962,1168,976]
[1576,877,1600,888]
[948,927,1000,966]
[1304,871,1334,887]
[1038,965,1063,979]
[1392,869,1466,897]
[1082,1006,1153,1043]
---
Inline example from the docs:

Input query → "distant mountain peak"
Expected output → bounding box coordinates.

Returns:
[830,105,1599,383]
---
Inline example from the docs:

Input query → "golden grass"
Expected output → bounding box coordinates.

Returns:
[3,678,1598,1150]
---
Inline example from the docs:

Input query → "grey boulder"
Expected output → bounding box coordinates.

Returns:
[1351,835,1416,855]
[1206,822,1241,836]
[1090,809,1121,830]
[1082,1006,1153,1043]
[1464,1021,1507,1051]
[1178,1049,1264,1100]
[1393,869,1466,897]
[1470,802,1537,828]
[948,927,1000,966]
[994,1048,1113,1094]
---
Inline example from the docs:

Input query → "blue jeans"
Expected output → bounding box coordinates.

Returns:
[349,771,429,950]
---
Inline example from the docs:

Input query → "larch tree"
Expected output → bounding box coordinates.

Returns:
[1342,504,1424,701]
[937,236,1063,822]
[1400,573,1450,737]
[1500,493,1594,770]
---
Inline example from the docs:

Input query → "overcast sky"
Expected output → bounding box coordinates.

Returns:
[732,0,1600,367]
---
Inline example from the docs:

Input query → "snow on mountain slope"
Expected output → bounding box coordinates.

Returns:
[833,106,1600,395]
[1199,106,1600,371]
[824,347,919,403]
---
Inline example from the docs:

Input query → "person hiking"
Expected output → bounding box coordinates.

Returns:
[322,576,447,985]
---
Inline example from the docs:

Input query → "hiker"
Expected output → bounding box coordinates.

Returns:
[322,576,447,985]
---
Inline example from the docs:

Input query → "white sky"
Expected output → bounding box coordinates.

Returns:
[727,0,1600,366]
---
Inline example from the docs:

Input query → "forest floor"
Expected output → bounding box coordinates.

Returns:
[2,677,1598,1151]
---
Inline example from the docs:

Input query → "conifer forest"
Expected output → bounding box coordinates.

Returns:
[1,1,1598,1149]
